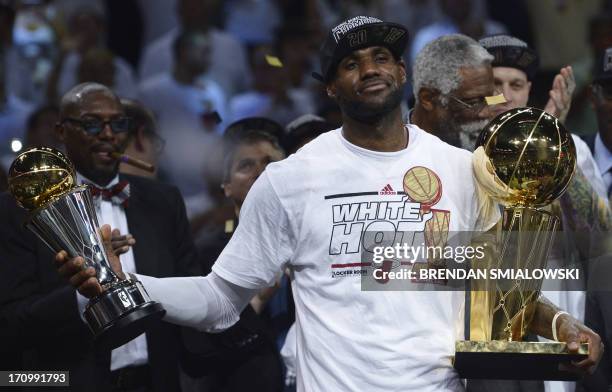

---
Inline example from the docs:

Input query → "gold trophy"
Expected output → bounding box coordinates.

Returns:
[453,107,588,380]
[8,147,165,349]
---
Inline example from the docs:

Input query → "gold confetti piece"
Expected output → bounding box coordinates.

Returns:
[224,219,235,234]
[485,94,507,105]
[265,55,283,67]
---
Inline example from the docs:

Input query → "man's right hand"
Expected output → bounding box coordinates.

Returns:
[54,224,126,298]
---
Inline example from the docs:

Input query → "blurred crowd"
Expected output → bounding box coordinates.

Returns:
[1,0,612,391]
[1,0,611,211]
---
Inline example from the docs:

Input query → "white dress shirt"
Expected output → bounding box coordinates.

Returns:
[594,133,612,197]
[76,174,148,371]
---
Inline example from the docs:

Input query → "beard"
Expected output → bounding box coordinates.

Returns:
[457,119,489,152]
[337,84,404,124]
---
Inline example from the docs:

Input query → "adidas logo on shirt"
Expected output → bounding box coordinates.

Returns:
[379,184,397,195]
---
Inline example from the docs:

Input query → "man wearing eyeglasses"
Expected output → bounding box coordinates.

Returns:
[410,34,496,150]
[0,82,200,391]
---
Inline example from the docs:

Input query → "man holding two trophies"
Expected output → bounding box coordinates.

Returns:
[54,18,603,390]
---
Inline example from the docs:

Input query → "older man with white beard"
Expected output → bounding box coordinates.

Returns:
[412,34,612,392]
[410,34,495,150]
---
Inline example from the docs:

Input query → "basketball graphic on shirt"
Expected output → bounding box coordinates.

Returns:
[402,166,442,207]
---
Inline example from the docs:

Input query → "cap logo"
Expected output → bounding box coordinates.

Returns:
[604,48,612,73]
[384,27,406,44]
[347,29,367,47]
[516,51,536,68]
[332,16,382,43]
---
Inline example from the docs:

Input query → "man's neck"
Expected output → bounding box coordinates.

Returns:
[411,104,437,134]
[341,107,407,152]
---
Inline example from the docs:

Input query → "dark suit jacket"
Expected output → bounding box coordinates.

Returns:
[0,174,201,392]
[580,133,596,155]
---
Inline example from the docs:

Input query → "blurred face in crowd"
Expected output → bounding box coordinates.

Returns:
[251,45,289,95]
[77,49,116,87]
[57,89,130,185]
[180,33,212,75]
[327,46,406,123]
[591,81,612,151]
[439,0,472,23]
[434,65,495,150]
[490,66,531,117]
[223,140,284,210]
[68,11,105,52]
[25,107,62,150]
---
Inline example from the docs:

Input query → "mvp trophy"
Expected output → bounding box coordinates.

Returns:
[453,107,588,380]
[8,147,165,349]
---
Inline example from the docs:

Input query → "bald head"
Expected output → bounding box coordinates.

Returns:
[59,83,120,119]
[55,82,128,185]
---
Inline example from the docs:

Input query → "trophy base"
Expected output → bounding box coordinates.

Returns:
[84,279,166,350]
[454,340,588,381]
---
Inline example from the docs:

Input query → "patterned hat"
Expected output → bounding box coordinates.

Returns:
[312,16,409,83]
[479,35,539,81]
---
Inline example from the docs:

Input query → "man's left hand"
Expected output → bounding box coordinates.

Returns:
[557,313,604,375]
[543,66,575,123]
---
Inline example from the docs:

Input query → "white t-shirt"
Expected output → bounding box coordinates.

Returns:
[211,125,498,392]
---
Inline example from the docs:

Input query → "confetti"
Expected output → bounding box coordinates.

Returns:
[265,55,283,67]
[225,219,234,233]
[485,94,507,105]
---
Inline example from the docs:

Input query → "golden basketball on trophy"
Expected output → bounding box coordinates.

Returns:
[8,147,165,350]
[453,107,588,380]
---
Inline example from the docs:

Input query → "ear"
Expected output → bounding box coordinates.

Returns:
[222,181,232,198]
[326,83,337,99]
[133,126,147,152]
[526,81,532,93]
[398,59,407,84]
[417,88,438,111]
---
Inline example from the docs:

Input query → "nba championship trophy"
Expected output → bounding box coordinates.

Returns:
[453,107,588,380]
[8,147,165,349]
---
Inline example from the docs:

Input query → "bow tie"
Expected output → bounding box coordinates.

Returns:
[87,180,130,207]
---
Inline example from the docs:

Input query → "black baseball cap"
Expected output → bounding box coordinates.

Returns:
[594,47,612,84]
[479,35,539,81]
[312,16,409,83]
[283,114,335,153]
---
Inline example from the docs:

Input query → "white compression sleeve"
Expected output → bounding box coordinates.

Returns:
[135,272,258,332]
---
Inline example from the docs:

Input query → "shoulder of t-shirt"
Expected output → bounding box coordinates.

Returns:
[407,123,472,163]
[263,129,341,190]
